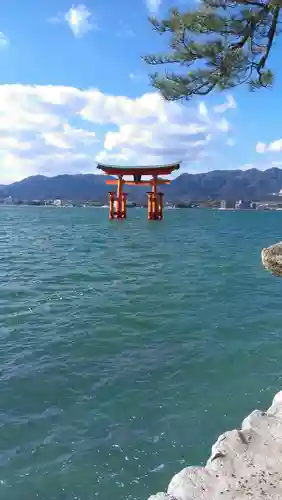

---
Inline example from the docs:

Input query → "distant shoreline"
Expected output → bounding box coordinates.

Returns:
[1,204,282,212]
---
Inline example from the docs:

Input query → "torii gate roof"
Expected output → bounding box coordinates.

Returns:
[97,163,180,177]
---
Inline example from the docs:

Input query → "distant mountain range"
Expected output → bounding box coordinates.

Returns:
[1,168,282,202]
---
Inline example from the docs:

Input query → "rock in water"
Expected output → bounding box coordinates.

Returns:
[148,392,282,500]
[261,242,282,277]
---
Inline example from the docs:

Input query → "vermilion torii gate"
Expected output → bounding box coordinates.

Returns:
[97,163,180,220]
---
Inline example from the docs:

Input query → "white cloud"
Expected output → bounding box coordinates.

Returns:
[146,0,162,14]
[213,95,236,113]
[0,85,236,184]
[50,4,96,38]
[198,102,208,117]
[65,4,93,37]
[255,137,282,155]
[255,139,282,154]
[94,94,228,167]
[216,117,230,132]
[256,142,266,153]
[268,139,282,152]
[43,124,96,150]
[0,32,8,47]
[226,138,235,147]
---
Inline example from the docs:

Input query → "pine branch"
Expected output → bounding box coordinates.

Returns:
[143,0,281,100]
[257,6,279,70]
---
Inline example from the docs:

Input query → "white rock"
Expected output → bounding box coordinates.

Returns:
[261,242,282,276]
[148,393,282,500]
[148,494,177,500]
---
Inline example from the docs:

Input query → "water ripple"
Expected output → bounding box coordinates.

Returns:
[1,207,282,500]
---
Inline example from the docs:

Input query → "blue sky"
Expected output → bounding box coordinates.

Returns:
[0,0,281,183]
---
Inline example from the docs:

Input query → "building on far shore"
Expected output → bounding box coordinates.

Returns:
[220,200,257,210]
[235,200,256,210]
[256,200,282,210]
[220,200,236,209]
[270,188,282,196]
[3,196,13,205]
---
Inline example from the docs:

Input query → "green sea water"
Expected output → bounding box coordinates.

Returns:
[1,206,282,500]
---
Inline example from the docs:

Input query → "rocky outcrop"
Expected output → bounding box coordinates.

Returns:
[148,392,282,500]
[261,242,282,277]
